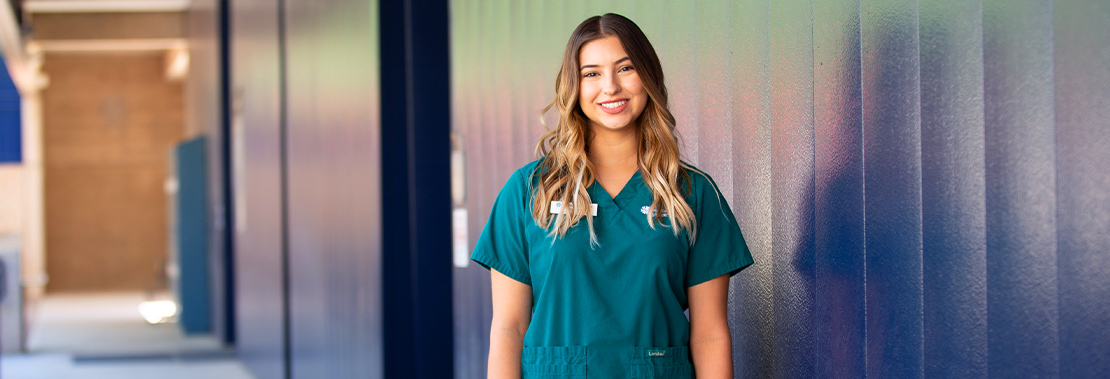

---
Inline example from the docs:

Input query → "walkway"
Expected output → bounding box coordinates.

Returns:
[1,292,255,379]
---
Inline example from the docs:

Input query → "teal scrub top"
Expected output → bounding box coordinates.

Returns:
[472,159,753,378]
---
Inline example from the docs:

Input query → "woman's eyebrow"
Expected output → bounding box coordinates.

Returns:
[579,57,631,71]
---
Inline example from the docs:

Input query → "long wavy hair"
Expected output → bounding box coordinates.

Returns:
[532,13,696,246]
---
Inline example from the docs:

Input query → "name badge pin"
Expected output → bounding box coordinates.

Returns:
[550,201,598,216]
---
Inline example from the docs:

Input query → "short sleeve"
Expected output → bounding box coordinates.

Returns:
[685,172,754,287]
[470,168,533,286]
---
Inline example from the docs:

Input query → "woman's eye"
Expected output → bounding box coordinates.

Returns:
[619,66,634,72]
[582,72,598,78]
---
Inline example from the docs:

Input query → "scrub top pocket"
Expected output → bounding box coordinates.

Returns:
[629,346,693,379]
[521,346,588,378]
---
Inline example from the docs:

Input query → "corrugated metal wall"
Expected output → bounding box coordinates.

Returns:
[230,0,286,377]
[982,2,1057,377]
[227,0,456,376]
[283,0,384,377]
[1054,2,1110,378]
[185,0,233,345]
[919,1,985,377]
[228,0,385,377]
[450,0,1110,378]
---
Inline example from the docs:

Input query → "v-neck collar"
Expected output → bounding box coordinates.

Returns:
[589,170,643,211]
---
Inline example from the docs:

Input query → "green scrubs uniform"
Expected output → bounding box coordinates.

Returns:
[472,159,753,378]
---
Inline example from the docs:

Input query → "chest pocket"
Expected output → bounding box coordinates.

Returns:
[629,347,693,379]
[521,346,587,378]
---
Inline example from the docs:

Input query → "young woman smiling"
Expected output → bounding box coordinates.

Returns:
[472,13,752,379]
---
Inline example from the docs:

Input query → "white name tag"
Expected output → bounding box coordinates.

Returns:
[550,201,598,216]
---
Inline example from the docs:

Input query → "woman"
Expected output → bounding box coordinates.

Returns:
[471,13,752,378]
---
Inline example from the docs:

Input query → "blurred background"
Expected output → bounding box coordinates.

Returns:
[0,0,1107,378]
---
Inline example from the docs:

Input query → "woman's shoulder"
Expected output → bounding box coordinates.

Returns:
[678,161,719,191]
[678,162,731,214]
[502,157,546,193]
[509,157,545,183]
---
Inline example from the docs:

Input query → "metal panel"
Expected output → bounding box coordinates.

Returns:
[768,0,815,377]
[284,0,382,377]
[191,0,266,351]
[861,0,923,377]
[450,1,490,377]
[728,1,773,377]
[919,0,987,377]
[695,1,733,197]
[379,0,453,377]
[663,0,699,163]
[378,0,416,376]
[229,0,287,376]
[813,0,865,376]
[1054,1,1110,377]
[185,0,234,344]
[983,1,1059,377]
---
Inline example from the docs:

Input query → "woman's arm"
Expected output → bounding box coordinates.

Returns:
[688,274,733,378]
[488,268,533,379]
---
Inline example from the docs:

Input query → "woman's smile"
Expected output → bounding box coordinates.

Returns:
[598,99,629,114]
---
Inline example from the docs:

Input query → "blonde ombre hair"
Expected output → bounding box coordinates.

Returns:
[532,13,697,246]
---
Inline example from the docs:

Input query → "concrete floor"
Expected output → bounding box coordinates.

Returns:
[1,292,255,379]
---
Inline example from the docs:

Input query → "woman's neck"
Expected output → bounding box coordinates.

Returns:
[588,125,639,169]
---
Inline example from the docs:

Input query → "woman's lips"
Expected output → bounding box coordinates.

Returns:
[598,99,629,114]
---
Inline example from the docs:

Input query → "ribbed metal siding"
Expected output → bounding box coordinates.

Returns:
[185,0,230,345]
[284,0,383,377]
[983,1,1058,377]
[728,1,774,377]
[814,0,865,376]
[229,0,287,377]
[862,1,924,377]
[767,0,817,377]
[1055,2,1110,378]
[451,0,1110,378]
[920,0,988,377]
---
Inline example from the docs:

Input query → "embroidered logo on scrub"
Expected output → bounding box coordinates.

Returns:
[646,349,666,357]
[640,206,668,218]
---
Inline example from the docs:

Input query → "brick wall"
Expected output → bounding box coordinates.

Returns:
[42,53,183,292]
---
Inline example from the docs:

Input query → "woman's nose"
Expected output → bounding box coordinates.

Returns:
[602,73,621,95]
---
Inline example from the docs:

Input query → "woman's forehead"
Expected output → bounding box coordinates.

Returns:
[579,36,629,67]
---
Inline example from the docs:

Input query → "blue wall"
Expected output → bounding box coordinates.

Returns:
[0,56,20,163]
[450,0,1110,378]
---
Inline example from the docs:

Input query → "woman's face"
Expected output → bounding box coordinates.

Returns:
[577,36,648,133]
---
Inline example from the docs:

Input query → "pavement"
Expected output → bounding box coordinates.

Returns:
[1,291,255,379]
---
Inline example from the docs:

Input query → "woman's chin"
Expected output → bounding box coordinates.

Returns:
[591,119,636,132]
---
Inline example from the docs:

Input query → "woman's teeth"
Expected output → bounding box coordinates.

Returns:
[601,100,627,109]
